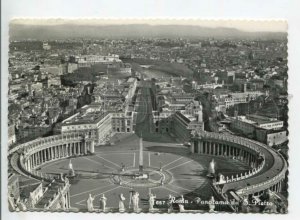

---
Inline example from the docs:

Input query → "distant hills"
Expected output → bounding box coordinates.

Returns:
[9,24,287,41]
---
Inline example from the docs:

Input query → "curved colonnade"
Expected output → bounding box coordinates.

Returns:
[191,132,287,198]
[9,133,95,182]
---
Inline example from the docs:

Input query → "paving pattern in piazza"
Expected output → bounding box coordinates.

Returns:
[37,134,250,210]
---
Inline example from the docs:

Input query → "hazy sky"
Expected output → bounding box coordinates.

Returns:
[11,19,287,32]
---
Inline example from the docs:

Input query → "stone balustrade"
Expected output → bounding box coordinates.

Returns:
[214,159,265,185]
[236,153,287,195]
[45,179,71,210]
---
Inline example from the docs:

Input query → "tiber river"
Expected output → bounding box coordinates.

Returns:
[139,65,174,79]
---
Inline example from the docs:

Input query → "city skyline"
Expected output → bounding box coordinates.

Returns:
[10,19,287,32]
[9,19,287,41]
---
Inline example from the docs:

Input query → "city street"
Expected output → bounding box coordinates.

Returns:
[135,84,175,143]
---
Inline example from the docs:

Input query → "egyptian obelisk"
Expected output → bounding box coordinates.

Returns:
[139,134,143,172]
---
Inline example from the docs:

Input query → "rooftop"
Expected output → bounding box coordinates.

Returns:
[62,111,109,125]
[247,114,281,124]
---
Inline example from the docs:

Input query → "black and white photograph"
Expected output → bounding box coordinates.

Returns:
[5,19,290,214]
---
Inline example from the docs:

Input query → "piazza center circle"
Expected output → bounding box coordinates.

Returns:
[111,167,173,188]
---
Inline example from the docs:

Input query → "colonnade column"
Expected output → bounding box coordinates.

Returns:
[220,144,224,156]
[34,153,39,166]
[58,145,60,158]
[40,151,44,164]
[33,155,35,168]
[70,143,74,156]
[275,182,282,193]
[29,158,32,171]
[36,153,38,166]
[26,158,29,170]
[42,150,45,162]
[61,145,64,157]
[37,152,40,165]
[278,181,282,192]
[43,149,47,162]
[84,142,87,154]
[29,159,32,171]
[77,142,81,155]
[41,150,44,163]
[36,152,40,165]
[41,151,44,164]
[69,143,72,156]
[190,141,194,153]
[244,151,247,163]
[53,146,56,159]
[50,147,53,159]
[64,144,67,157]
[207,142,210,155]
[237,149,241,160]
[71,143,74,155]
[59,145,62,158]
[90,141,95,154]
[66,144,69,156]
[248,152,251,166]
[33,153,36,167]
[66,144,69,157]
[46,148,48,161]
[208,142,211,154]
[52,147,54,159]
[26,159,30,171]
[61,144,63,157]
[199,141,203,154]
[39,151,42,164]
[32,154,35,168]
[56,146,58,158]
[38,152,41,165]
[76,142,79,155]
[248,152,251,165]
[245,151,248,165]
